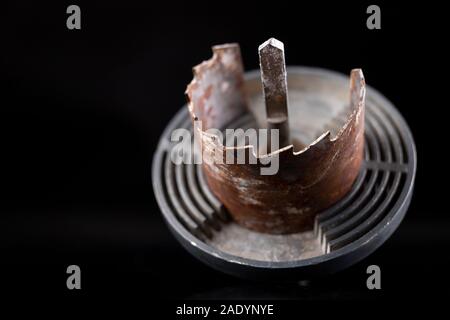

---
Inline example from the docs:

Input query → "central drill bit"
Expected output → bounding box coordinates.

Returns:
[258,38,290,149]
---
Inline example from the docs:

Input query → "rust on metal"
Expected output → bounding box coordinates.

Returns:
[186,44,246,131]
[186,43,365,234]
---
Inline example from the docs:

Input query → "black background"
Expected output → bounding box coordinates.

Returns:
[1,1,448,307]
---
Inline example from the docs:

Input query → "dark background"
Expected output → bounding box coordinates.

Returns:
[1,1,448,305]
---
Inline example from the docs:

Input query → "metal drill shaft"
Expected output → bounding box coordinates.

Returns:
[259,38,290,149]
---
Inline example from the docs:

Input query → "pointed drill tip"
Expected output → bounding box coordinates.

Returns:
[350,68,365,86]
[350,69,366,103]
[258,37,284,52]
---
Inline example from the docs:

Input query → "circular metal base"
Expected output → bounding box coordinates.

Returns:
[152,67,416,280]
